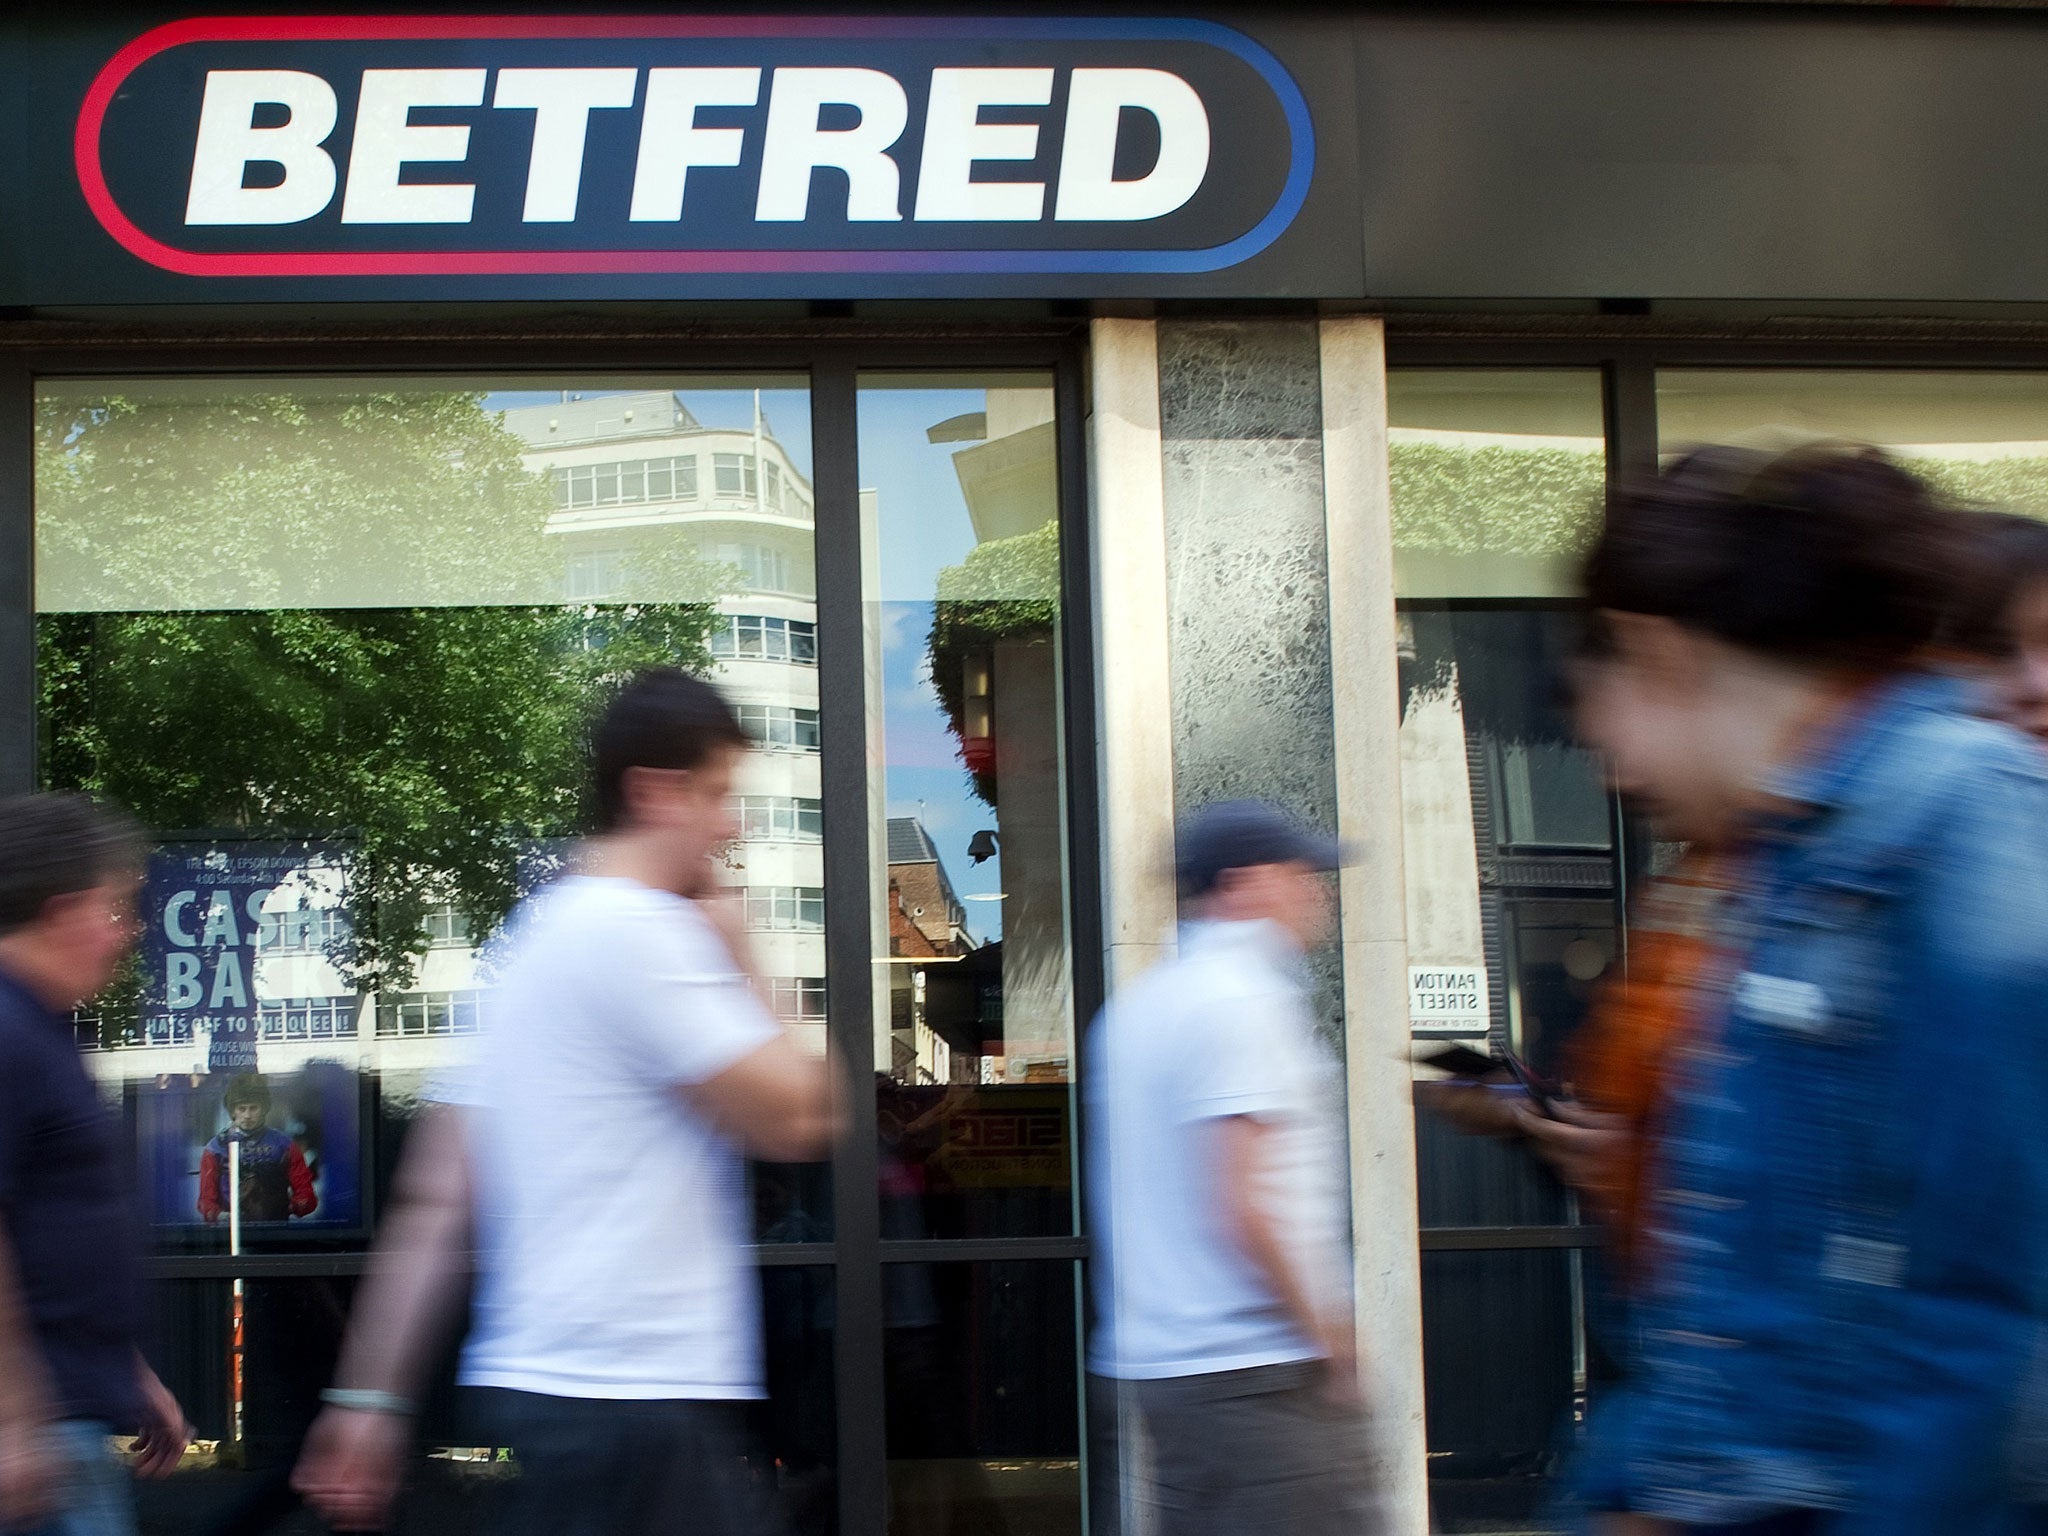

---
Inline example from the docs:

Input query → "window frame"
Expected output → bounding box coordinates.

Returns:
[7,336,1097,1536]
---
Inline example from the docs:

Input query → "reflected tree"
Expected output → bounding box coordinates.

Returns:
[37,387,732,994]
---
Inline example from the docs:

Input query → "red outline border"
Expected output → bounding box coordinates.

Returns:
[78,13,1283,279]
[75,15,933,277]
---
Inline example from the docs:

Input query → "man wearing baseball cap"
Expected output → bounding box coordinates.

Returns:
[1084,800,1374,1536]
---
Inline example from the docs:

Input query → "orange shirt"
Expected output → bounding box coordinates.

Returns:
[1564,853,1731,1285]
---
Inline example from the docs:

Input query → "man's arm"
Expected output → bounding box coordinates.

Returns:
[679,890,844,1163]
[196,1147,223,1224]
[1212,1115,1358,1404]
[283,1140,318,1218]
[686,1035,842,1163]
[291,1104,474,1531]
[128,1354,189,1478]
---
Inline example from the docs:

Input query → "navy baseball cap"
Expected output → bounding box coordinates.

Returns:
[1175,800,1344,897]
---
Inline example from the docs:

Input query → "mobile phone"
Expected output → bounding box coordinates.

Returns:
[1419,1043,1564,1118]
[1418,1043,1499,1079]
[1500,1051,1564,1119]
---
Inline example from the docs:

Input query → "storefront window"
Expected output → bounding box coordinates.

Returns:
[1390,370,1610,1528]
[857,373,1080,1529]
[1660,371,2048,508]
[34,375,831,1511]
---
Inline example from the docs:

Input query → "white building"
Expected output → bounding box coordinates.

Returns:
[505,390,828,1057]
[80,389,829,1090]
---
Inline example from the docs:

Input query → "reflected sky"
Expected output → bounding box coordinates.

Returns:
[484,383,1002,929]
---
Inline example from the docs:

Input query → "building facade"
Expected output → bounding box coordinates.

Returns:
[8,5,2048,1533]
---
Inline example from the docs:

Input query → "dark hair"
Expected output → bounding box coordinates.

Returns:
[1940,510,2048,657]
[0,792,143,935]
[589,668,750,833]
[223,1073,270,1114]
[1583,440,1960,668]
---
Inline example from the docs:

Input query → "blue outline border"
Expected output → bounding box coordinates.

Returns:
[855,16,1316,274]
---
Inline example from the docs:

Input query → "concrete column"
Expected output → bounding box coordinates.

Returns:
[1087,318,1177,990]
[1321,315,1429,1534]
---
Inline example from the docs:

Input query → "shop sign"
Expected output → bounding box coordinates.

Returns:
[1408,964,1489,1038]
[70,15,1320,292]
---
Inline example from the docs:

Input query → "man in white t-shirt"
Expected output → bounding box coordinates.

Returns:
[293,668,837,1535]
[1085,799,1374,1536]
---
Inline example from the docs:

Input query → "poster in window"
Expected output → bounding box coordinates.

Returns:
[134,1062,366,1236]
[134,841,367,1237]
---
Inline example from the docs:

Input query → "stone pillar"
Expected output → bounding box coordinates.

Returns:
[1087,318,1178,991]
[1321,316,1429,1534]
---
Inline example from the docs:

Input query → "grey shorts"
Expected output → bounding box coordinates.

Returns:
[1088,1362,1379,1536]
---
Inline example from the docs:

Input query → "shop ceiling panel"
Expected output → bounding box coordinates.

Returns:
[1355,9,2048,303]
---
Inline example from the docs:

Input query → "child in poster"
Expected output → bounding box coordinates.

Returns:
[197,1072,318,1224]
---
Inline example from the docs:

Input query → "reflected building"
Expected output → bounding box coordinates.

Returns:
[72,389,828,1083]
[506,390,828,1058]
[885,815,973,1087]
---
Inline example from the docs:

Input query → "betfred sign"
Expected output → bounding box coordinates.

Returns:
[72,15,1318,288]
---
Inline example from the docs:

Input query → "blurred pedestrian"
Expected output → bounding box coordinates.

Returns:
[293,668,839,1535]
[1563,442,2048,1535]
[0,792,190,1536]
[1084,800,1374,1536]
[1945,509,2048,747]
[1940,509,2048,1531]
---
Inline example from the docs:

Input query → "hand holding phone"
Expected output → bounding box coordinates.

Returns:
[1419,1043,1565,1119]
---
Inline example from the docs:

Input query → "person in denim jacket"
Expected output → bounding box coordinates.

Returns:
[1564,441,2048,1536]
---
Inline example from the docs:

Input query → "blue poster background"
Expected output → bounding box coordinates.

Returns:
[134,1063,365,1233]
[142,842,313,1071]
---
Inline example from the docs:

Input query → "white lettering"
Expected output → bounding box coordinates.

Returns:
[755,68,907,222]
[913,68,1052,222]
[199,890,241,948]
[209,951,250,1010]
[493,67,639,223]
[341,68,488,224]
[162,890,198,947]
[1053,68,1210,222]
[628,68,761,222]
[185,70,339,226]
[165,953,202,1010]
[244,888,276,949]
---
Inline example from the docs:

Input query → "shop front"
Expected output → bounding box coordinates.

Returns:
[8,5,2048,1534]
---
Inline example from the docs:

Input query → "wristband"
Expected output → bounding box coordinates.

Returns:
[320,1387,416,1416]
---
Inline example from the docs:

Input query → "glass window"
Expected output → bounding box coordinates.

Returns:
[1390,371,1609,1526]
[1421,1249,1582,1527]
[552,453,706,512]
[859,373,1076,1241]
[1391,370,1607,601]
[715,452,759,498]
[740,797,825,843]
[884,1262,1082,1534]
[736,704,821,753]
[712,615,820,665]
[744,887,827,934]
[768,977,829,1024]
[1659,372,2048,512]
[33,376,827,1502]
[421,904,472,947]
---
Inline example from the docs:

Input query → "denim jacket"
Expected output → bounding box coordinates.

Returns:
[1574,673,2048,1533]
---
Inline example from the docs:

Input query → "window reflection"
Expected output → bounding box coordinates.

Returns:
[1389,372,1610,1527]
[884,1262,1082,1536]
[859,375,1076,1241]
[34,377,828,1515]
[1660,371,2048,511]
